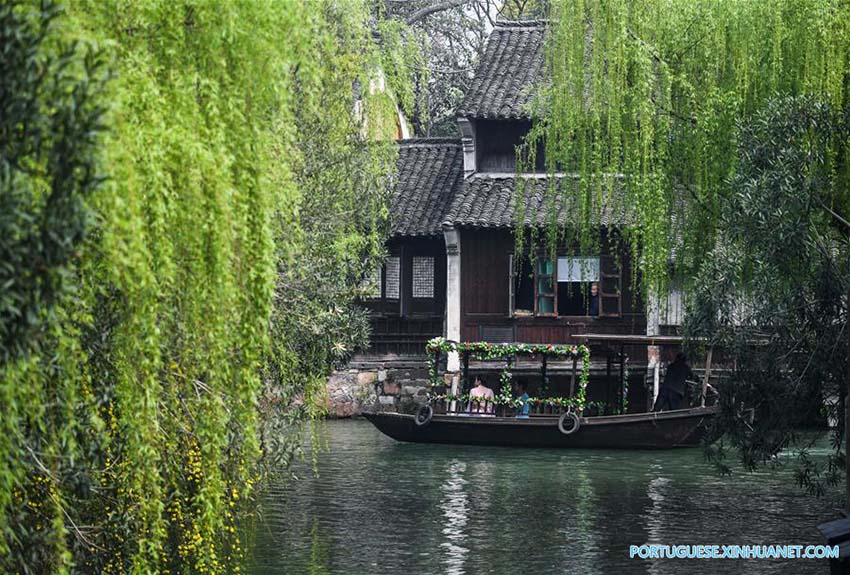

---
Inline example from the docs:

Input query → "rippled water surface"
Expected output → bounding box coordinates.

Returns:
[249,419,837,575]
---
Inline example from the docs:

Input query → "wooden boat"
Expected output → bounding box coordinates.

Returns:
[363,335,722,449]
[362,405,718,450]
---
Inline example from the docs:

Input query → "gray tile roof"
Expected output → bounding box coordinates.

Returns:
[447,174,628,229]
[457,21,546,120]
[390,23,633,235]
[391,139,463,237]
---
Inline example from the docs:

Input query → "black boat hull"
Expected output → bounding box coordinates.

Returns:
[362,406,717,449]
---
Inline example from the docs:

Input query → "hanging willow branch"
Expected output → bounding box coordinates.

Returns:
[517,0,850,297]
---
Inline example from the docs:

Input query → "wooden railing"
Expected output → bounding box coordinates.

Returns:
[367,316,442,356]
[430,397,581,418]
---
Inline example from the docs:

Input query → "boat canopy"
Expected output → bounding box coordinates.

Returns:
[574,333,700,346]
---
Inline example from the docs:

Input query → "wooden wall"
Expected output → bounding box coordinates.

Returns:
[460,228,647,349]
[476,120,545,172]
[363,235,446,356]
[461,229,513,315]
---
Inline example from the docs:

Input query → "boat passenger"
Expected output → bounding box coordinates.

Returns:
[468,376,495,414]
[516,380,531,418]
[654,350,692,411]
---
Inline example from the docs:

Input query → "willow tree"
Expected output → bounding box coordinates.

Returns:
[0,0,398,573]
[521,0,850,293]
[524,0,850,488]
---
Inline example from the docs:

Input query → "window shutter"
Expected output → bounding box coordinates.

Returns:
[535,257,556,315]
[508,254,515,317]
[599,255,621,317]
[480,325,515,343]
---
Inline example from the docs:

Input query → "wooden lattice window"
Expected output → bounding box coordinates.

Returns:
[385,256,400,300]
[412,256,434,299]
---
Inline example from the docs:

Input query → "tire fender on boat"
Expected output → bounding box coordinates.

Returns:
[415,404,433,427]
[557,412,580,435]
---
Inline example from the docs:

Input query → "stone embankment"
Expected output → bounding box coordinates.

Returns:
[325,362,457,417]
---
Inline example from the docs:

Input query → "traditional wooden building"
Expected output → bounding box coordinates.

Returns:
[359,20,683,409]
[362,138,463,356]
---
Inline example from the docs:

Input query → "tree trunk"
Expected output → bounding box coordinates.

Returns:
[846,389,849,512]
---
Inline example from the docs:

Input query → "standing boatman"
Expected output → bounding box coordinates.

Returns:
[654,349,693,411]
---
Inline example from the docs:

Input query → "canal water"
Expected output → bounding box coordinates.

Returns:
[249,419,838,575]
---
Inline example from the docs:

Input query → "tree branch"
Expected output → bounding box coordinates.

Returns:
[815,194,850,231]
[406,0,469,25]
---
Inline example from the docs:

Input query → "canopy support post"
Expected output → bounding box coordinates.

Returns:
[652,362,660,411]
[619,345,626,414]
[701,346,713,407]
[462,350,470,394]
[606,349,612,412]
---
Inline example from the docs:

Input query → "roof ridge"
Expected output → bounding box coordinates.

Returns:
[468,172,626,179]
[397,138,461,147]
[493,19,548,29]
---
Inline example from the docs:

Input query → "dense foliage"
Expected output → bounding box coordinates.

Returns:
[0,1,397,573]
[686,97,850,493]
[525,0,850,489]
[521,0,850,293]
[1,2,109,571]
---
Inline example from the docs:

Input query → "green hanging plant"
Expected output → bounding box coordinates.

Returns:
[1,1,398,573]
[517,0,850,297]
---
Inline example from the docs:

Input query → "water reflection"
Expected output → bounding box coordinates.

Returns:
[440,460,469,575]
[644,475,671,575]
[645,474,671,540]
[307,520,331,575]
[248,420,838,575]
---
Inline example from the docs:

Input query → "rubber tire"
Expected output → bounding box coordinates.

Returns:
[557,411,580,435]
[415,404,434,427]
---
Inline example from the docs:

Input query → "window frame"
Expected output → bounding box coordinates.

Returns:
[364,255,401,312]
[510,253,617,318]
[534,256,557,317]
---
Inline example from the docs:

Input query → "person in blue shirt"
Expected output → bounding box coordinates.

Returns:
[516,380,531,418]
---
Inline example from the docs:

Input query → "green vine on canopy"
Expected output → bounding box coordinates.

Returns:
[426,337,590,361]
[425,337,591,408]
[497,367,514,404]
[517,0,850,297]
[428,396,609,416]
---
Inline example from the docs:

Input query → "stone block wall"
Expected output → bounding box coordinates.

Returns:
[325,363,458,418]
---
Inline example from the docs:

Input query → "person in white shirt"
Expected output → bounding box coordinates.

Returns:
[468,376,495,413]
